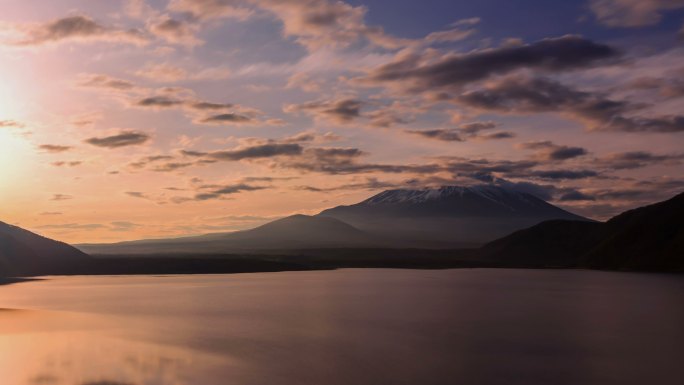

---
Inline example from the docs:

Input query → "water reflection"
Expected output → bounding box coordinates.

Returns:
[0,270,682,385]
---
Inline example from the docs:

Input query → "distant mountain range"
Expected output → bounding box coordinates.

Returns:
[78,215,387,255]
[1,185,681,276]
[78,185,590,254]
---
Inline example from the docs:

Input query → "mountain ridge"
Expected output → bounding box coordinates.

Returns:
[481,191,684,271]
[78,184,590,254]
[0,221,91,275]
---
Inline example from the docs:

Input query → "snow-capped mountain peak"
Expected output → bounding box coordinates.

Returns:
[361,185,535,206]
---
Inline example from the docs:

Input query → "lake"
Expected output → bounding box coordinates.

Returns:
[0,269,682,385]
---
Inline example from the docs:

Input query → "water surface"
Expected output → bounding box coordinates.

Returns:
[0,269,682,385]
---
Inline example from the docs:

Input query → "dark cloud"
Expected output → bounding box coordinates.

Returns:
[519,141,588,161]
[457,76,684,133]
[193,183,268,201]
[458,121,498,134]
[594,151,684,169]
[359,35,621,92]
[135,96,185,108]
[182,143,304,161]
[85,131,150,148]
[406,129,464,142]
[189,101,235,110]
[125,191,149,199]
[129,155,175,169]
[39,144,73,153]
[199,113,253,125]
[151,162,204,172]
[406,121,515,142]
[11,15,148,46]
[284,98,364,124]
[476,131,516,140]
[529,169,599,180]
[559,191,596,201]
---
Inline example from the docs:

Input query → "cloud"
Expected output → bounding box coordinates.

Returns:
[128,155,175,170]
[110,221,142,232]
[594,151,684,169]
[358,35,621,92]
[77,74,137,91]
[125,191,151,199]
[37,223,106,230]
[7,15,148,47]
[559,190,596,201]
[148,16,202,46]
[135,95,185,108]
[168,0,254,21]
[406,121,515,142]
[50,194,73,201]
[284,98,364,124]
[423,18,480,44]
[0,120,25,128]
[589,0,684,27]
[193,183,268,201]
[406,129,464,142]
[85,131,151,148]
[182,143,304,161]
[518,141,589,161]
[528,169,599,180]
[457,75,684,133]
[38,144,73,153]
[52,161,82,167]
[198,113,254,125]
[126,0,157,20]
[134,63,189,82]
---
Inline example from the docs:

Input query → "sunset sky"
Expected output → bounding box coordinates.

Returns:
[1,0,683,243]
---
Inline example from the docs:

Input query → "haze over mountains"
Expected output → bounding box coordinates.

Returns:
[1,185,682,276]
[320,185,588,247]
[79,185,590,254]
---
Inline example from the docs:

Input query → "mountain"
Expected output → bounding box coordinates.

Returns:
[582,191,684,271]
[481,192,684,272]
[79,185,589,255]
[319,185,590,247]
[480,220,604,267]
[78,214,387,255]
[0,221,91,276]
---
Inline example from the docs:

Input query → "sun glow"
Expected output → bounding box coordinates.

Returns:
[0,129,31,191]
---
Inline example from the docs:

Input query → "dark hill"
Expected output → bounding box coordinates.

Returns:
[481,192,684,272]
[583,192,684,271]
[0,221,91,275]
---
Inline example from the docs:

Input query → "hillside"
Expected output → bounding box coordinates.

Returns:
[0,221,91,275]
[481,192,684,272]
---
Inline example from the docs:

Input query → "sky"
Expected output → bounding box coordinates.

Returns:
[0,0,683,243]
